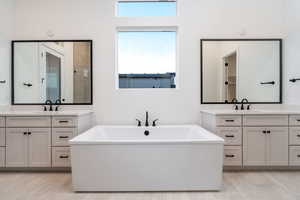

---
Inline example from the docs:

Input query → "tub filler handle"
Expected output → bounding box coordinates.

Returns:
[152,119,159,127]
[136,119,142,127]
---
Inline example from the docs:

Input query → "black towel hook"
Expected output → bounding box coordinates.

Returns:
[289,78,300,83]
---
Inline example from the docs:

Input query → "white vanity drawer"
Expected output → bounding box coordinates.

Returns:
[52,117,76,127]
[0,128,5,146]
[52,147,71,167]
[6,117,51,127]
[216,116,241,126]
[289,146,300,166]
[289,127,300,145]
[216,127,242,145]
[0,147,4,167]
[52,128,76,146]
[0,117,4,127]
[243,115,288,126]
[289,115,300,126]
[224,146,242,166]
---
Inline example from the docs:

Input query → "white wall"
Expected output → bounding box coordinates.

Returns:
[11,0,286,124]
[284,0,300,105]
[0,0,15,106]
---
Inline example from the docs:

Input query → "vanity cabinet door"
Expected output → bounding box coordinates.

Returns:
[243,127,267,166]
[28,128,51,167]
[0,128,5,146]
[267,127,288,166]
[0,117,5,127]
[0,147,5,167]
[6,128,28,167]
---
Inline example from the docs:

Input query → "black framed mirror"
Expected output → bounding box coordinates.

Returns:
[200,39,282,104]
[12,40,93,105]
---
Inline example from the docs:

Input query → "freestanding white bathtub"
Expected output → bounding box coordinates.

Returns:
[69,125,224,192]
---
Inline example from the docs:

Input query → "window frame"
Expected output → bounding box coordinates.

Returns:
[115,0,178,17]
[115,26,179,90]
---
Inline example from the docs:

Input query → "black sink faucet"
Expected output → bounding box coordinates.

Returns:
[145,111,149,127]
[231,98,239,110]
[45,100,53,111]
[241,98,249,110]
[54,99,62,111]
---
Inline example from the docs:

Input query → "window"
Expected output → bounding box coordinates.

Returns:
[117,0,177,17]
[117,30,177,88]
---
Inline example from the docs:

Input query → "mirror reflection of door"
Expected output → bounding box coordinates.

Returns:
[223,52,237,102]
[73,42,91,104]
[46,52,61,102]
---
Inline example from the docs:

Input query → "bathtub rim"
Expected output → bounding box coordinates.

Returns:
[69,125,224,145]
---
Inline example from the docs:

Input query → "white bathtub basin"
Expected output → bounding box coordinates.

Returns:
[70,125,224,192]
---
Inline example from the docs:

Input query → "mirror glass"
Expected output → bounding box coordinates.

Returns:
[13,41,92,105]
[201,39,281,104]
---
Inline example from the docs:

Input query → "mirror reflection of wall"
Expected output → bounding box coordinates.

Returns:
[201,40,281,103]
[13,41,92,105]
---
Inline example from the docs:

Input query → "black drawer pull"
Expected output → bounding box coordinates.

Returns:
[297,155,300,158]
[23,132,27,135]
[225,120,234,122]
[262,130,267,134]
[59,136,69,139]
[260,81,275,85]
[225,155,235,158]
[297,119,300,122]
[297,134,300,137]
[59,120,69,123]
[59,155,69,159]
[225,135,235,138]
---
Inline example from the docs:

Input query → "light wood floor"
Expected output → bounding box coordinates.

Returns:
[0,172,300,200]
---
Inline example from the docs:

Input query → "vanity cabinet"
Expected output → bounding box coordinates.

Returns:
[52,147,71,167]
[0,118,5,167]
[6,117,51,127]
[289,115,300,166]
[6,128,51,167]
[51,117,77,167]
[0,111,93,170]
[0,117,5,127]
[204,115,243,166]
[243,127,288,166]
[201,112,290,168]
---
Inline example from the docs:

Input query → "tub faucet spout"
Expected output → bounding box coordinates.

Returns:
[145,111,149,127]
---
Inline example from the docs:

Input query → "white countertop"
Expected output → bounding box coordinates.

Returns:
[200,109,300,115]
[0,110,93,116]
